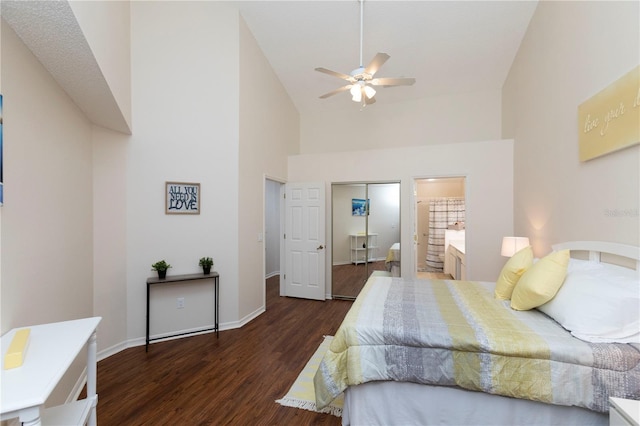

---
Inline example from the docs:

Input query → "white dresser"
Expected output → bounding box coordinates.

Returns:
[1,317,101,426]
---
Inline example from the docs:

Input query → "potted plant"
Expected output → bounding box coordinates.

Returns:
[151,260,171,279]
[199,257,214,275]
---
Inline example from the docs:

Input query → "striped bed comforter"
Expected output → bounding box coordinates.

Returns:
[314,276,640,412]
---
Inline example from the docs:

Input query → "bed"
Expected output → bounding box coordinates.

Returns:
[385,242,401,277]
[314,241,640,425]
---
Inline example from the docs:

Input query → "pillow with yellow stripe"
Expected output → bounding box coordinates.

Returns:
[511,249,570,311]
[494,246,533,300]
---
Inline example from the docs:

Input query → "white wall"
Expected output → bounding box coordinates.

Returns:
[289,139,514,285]
[301,89,502,154]
[416,178,465,200]
[1,19,93,404]
[503,1,640,256]
[92,125,128,356]
[126,2,241,342]
[238,17,299,320]
[0,10,3,350]
[0,20,93,331]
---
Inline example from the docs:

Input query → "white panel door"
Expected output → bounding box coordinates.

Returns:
[284,182,325,300]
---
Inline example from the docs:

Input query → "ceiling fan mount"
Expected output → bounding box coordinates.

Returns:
[350,67,370,81]
[315,0,415,106]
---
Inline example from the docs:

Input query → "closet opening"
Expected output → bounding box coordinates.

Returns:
[331,181,400,300]
[415,177,466,280]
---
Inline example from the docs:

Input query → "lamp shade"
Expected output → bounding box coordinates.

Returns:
[501,237,530,257]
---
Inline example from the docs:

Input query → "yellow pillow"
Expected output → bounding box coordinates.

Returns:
[494,246,533,300]
[510,249,570,311]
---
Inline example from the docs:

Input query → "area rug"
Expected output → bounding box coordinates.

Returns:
[276,335,343,417]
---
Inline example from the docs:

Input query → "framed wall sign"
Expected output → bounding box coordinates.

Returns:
[166,181,200,214]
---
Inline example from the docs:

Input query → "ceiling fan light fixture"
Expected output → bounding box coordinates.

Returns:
[315,0,415,105]
[363,85,376,99]
[351,85,362,103]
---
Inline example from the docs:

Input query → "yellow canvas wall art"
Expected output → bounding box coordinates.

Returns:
[578,66,640,161]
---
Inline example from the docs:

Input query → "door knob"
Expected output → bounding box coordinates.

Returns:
[317,244,324,250]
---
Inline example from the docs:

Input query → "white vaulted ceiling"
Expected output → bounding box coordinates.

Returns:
[235,1,538,113]
[2,1,538,121]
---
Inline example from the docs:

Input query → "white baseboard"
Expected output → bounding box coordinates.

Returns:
[113,306,266,351]
[98,340,129,362]
[237,305,266,328]
[125,324,228,349]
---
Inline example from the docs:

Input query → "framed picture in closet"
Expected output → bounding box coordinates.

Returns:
[352,198,370,216]
[165,181,200,214]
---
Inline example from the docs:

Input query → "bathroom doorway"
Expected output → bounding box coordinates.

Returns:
[415,177,466,279]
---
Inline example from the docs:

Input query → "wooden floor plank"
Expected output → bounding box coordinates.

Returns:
[331,260,387,298]
[96,277,350,425]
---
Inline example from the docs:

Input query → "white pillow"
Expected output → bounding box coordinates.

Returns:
[537,263,640,343]
[566,258,605,274]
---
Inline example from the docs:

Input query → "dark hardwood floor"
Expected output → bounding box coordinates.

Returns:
[95,277,351,425]
[331,260,387,298]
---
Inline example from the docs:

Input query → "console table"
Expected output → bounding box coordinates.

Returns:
[146,272,219,351]
[1,317,101,426]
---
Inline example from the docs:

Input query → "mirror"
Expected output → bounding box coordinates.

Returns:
[331,182,401,299]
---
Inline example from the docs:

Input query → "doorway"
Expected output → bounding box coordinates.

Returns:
[332,182,400,299]
[264,178,284,306]
[415,177,465,279]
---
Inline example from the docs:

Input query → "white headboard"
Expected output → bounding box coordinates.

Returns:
[552,241,640,271]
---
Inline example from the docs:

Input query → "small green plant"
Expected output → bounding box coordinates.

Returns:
[151,260,172,272]
[199,257,214,267]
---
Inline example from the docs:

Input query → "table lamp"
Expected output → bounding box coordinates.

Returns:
[501,237,530,257]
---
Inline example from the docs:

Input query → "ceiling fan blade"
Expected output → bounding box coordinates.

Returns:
[364,53,390,76]
[319,85,352,99]
[370,77,416,87]
[315,67,355,82]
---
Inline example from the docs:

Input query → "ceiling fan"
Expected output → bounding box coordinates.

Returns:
[315,0,416,106]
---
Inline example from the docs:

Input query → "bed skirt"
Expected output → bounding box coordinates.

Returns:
[342,381,608,426]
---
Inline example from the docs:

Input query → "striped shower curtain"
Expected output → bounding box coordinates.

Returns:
[425,197,465,272]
